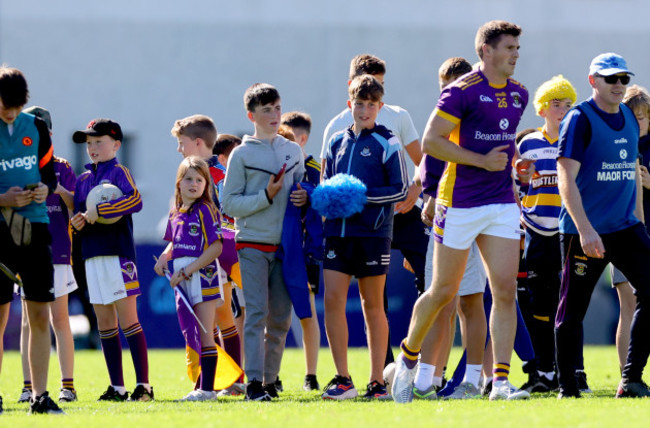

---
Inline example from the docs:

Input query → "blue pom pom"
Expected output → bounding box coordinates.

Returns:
[312,174,367,219]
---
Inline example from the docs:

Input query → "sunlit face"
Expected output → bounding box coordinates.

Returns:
[177,135,200,158]
[485,35,520,78]
[0,98,22,125]
[86,135,120,164]
[634,108,650,138]
[179,167,206,204]
[249,100,282,136]
[347,97,383,131]
[540,98,573,128]
[590,73,630,110]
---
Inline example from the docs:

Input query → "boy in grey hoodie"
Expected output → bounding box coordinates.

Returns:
[222,83,306,401]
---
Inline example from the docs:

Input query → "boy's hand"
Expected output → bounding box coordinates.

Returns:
[71,212,87,231]
[169,271,182,287]
[395,182,419,214]
[421,197,435,227]
[266,174,283,200]
[481,145,509,171]
[1,186,32,208]
[641,165,650,189]
[154,255,169,277]
[515,158,536,183]
[290,183,307,207]
[84,206,99,224]
[30,182,49,204]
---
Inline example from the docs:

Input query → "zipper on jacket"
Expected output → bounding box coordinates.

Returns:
[340,132,357,238]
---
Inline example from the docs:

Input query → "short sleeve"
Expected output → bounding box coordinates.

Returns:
[558,109,590,163]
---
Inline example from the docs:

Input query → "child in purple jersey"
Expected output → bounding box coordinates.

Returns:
[70,118,153,402]
[17,106,79,404]
[154,156,224,401]
[393,20,530,403]
[171,116,245,396]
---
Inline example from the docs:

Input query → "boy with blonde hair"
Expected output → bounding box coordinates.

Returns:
[517,75,577,393]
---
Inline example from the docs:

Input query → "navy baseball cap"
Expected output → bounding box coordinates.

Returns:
[589,53,634,76]
[73,118,123,143]
[23,106,52,131]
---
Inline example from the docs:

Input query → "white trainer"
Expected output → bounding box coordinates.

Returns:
[489,380,531,401]
[179,389,218,401]
[446,382,481,400]
[217,382,246,397]
[391,356,416,404]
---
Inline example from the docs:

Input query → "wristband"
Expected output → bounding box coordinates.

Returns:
[179,267,192,281]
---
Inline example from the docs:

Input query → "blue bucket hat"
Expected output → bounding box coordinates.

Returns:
[589,53,634,76]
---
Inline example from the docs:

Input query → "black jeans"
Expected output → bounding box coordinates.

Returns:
[556,223,650,392]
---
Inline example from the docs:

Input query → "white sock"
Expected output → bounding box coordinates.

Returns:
[414,363,435,390]
[463,364,482,388]
[113,385,127,395]
[432,376,443,387]
[538,371,555,381]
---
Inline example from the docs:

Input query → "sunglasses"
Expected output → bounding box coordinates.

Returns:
[596,74,631,85]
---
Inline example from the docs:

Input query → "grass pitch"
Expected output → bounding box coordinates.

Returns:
[0,346,648,427]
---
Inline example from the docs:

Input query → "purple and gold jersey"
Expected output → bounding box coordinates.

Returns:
[47,156,76,264]
[434,69,528,208]
[164,200,223,259]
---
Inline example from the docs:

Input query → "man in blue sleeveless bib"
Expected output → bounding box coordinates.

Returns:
[556,53,650,398]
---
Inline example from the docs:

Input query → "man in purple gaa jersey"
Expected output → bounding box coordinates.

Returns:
[393,20,530,402]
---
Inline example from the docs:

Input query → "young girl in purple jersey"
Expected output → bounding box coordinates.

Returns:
[154,156,224,401]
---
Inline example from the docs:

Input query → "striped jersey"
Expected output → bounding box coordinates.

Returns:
[434,69,528,208]
[518,129,561,235]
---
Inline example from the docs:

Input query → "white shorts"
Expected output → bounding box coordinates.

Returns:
[425,235,487,296]
[86,256,141,305]
[18,264,78,299]
[233,283,245,307]
[433,203,520,250]
[172,257,224,308]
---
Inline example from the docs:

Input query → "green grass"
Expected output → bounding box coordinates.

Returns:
[0,346,648,426]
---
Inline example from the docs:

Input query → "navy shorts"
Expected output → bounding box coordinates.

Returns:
[323,236,391,278]
[0,222,55,304]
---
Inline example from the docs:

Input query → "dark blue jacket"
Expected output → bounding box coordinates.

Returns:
[323,124,408,238]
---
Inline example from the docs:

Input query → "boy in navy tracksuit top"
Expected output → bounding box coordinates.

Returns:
[321,74,408,400]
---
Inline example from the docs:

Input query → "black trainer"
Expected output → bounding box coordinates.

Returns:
[98,385,129,401]
[363,380,390,400]
[263,381,279,399]
[304,374,320,391]
[274,377,283,393]
[616,380,650,398]
[557,387,581,399]
[522,372,558,393]
[29,391,65,415]
[575,371,591,393]
[246,380,272,401]
[128,385,154,402]
[0,395,3,415]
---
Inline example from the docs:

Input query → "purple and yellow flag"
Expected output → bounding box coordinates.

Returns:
[174,286,243,388]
